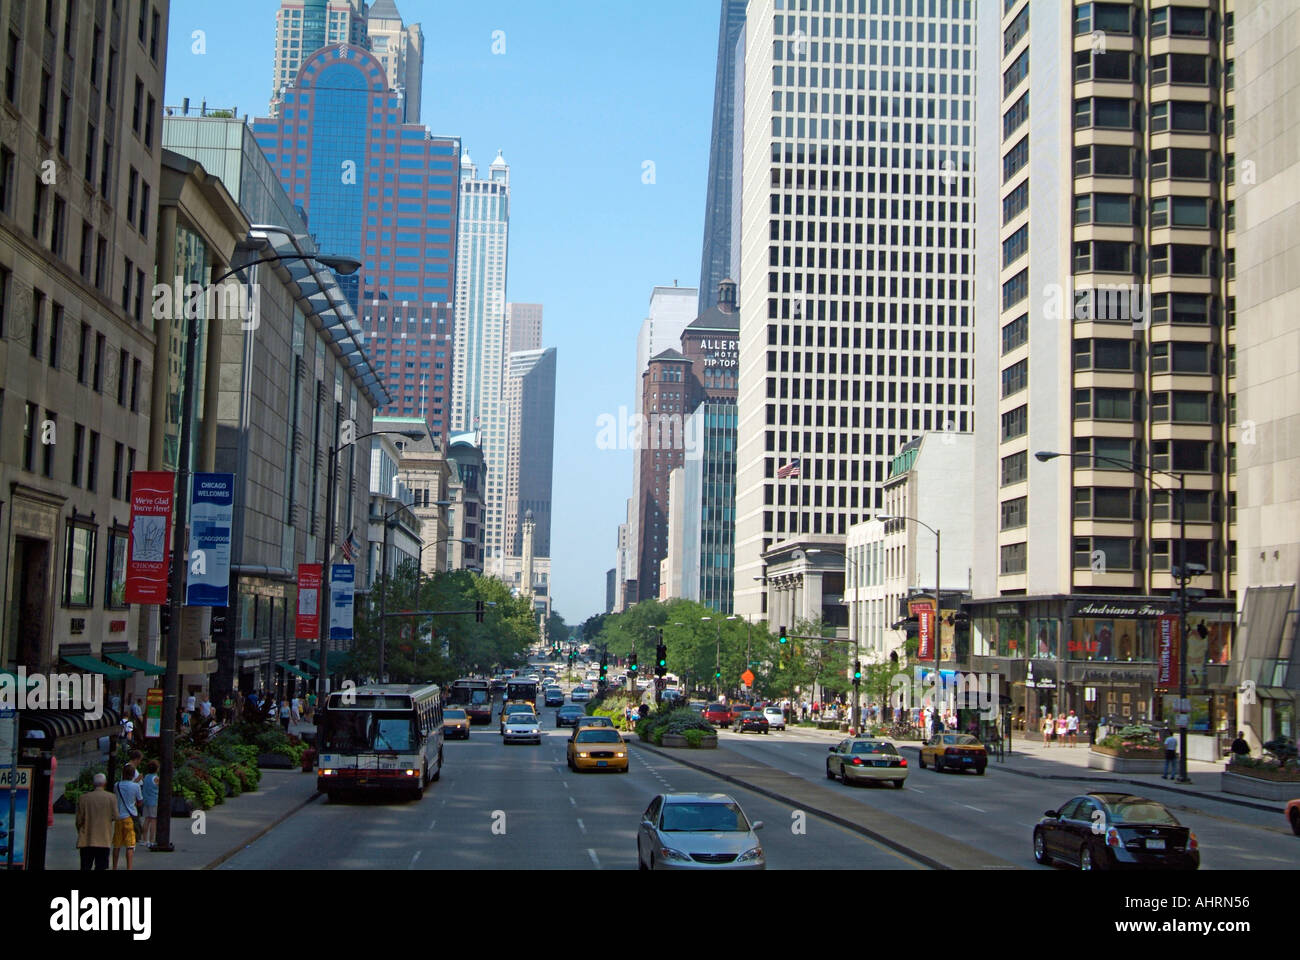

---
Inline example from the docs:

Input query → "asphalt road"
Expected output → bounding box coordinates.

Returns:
[711,725,1300,871]
[219,699,923,870]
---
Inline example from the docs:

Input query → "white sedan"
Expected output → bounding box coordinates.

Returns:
[763,706,787,730]
[570,686,592,703]
[502,712,543,745]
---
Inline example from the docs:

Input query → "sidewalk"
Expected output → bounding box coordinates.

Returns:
[43,767,320,871]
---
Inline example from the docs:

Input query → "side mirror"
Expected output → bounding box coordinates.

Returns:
[751,821,764,831]
[1044,810,1059,819]
[640,819,653,829]
[828,746,836,752]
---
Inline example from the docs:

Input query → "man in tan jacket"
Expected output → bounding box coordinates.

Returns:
[75,773,116,870]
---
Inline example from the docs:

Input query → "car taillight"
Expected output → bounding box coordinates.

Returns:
[1188,832,1198,850]
[851,757,863,765]
[898,758,907,767]
[1106,827,1121,847]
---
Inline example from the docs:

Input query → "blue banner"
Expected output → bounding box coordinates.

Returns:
[186,473,234,606]
[329,564,355,642]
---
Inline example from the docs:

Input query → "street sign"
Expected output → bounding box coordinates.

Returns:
[145,687,163,739]
[741,670,755,687]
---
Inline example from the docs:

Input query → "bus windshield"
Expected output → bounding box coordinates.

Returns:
[322,711,417,754]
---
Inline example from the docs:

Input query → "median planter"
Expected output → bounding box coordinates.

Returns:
[1088,747,1165,774]
[257,752,295,769]
[1221,765,1300,800]
[661,733,718,749]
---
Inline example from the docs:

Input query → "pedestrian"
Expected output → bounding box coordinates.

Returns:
[111,764,143,870]
[1066,710,1079,747]
[110,692,122,715]
[222,692,234,724]
[279,699,291,732]
[76,772,116,871]
[1042,712,1053,747]
[128,750,143,783]
[306,691,316,724]
[1229,730,1250,761]
[291,695,301,726]
[1087,716,1098,745]
[199,695,213,722]
[1056,712,1068,744]
[1162,730,1179,779]
[140,760,160,849]
[185,691,197,715]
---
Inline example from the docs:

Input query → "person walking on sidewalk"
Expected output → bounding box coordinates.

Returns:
[1162,731,1179,779]
[1066,710,1079,747]
[279,699,292,732]
[76,773,116,871]
[140,760,160,849]
[1042,713,1054,747]
[111,764,143,870]
[1056,713,1068,745]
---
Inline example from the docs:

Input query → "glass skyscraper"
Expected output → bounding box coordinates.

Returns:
[253,43,460,439]
[684,402,738,613]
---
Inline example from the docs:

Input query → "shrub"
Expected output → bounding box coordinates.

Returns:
[683,729,704,748]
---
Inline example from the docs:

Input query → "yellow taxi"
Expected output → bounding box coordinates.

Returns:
[443,707,470,740]
[499,701,534,734]
[918,732,988,774]
[566,726,629,773]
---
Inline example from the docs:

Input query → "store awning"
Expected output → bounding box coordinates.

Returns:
[104,652,166,676]
[300,652,350,674]
[1229,584,1295,686]
[61,655,134,681]
[276,661,313,680]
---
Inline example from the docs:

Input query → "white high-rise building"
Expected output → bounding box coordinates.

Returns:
[733,0,977,618]
[453,151,511,559]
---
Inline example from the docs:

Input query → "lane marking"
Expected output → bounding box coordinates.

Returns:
[962,804,986,813]
[409,850,422,868]
[427,818,437,831]
[569,796,577,806]
[576,818,586,834]
[587,848,601,869]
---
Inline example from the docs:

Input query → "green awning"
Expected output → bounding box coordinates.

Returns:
[104,652,166,676]
[276,661,313,680]
[61,655,134,680]
[0,670,40,688]
[301,653,350,674]
[300,658,320,675]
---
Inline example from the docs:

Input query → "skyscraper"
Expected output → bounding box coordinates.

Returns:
[452,150,511,558]
[502,346,556,558]
[698,1,750,315]
[366,0,424,123]
[733,0,977,618]
[271,0,369,111]
[252,43,460,440]
[968,0,1238,737]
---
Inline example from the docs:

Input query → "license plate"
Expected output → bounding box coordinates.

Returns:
[597,760,607,767]
[961,756,972,763]
[1146,839,1165,850]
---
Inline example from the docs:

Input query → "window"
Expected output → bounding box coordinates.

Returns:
[86,431,99,492]
[1151,342,1211,374]
[1003,181,1028,224]
[1074,537,1134,571]
[47,302,62,368]
[1004,49,1028,98]
[22,402,38,471]
[105,530,128,608]
[57,91,70,156]
[1152,243,1210,276]
[117,348,129,404]
[49,195,67,256]
[1003,92,1028,141]
[4,31,18,104]
[1000,542,1026,575]
[1076,97,1132,130]
[41,411,56,477]
[1075,144,1133,179]
[0,146,13,214]
[0,264,7,338]
[112,442,125,499]
[1075,50,1132,82]
[138,181,150,234]
[1001,314,1028,354]
[1074,487,1134,520]
[1002,269,1028,310]
[1073,436,1135,471]
[1154,6,1210,38]
[130,358,141,411]
[132,78,143,133]
[138,1,147,43]
[1074,338,1133,371]
[1075,2,1133,35]
[1074,193,1132,225]
[1151,196,1211,229]
[79,220,93,277]
[30,289,44,358]
[121,257,132,311]
[150,7,160,61]
[144,95,155,150]
[1152,101,1211,133]
[1075,240,1133,274]
[1152,147,1212,181]
[1001,404,1028,441]
[126,167,138,226]
[71,423,84,486]
[1003,224,1028,267]
[38,69,52,138]
[1003,137,1028,182]
[1075,388,1135,420]
[1152,292,1214,325]
[1004,4,1029,54]
[64,523,96,607]
[1001,450,1028,486]
[1152,439,1215,473]
[93,332,105,391]
[1001,497,1028,530]
[1001,359,1028,397]
[100,141,112,196]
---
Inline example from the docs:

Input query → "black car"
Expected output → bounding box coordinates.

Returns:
[544,688,565,707]
[1034,793,1199,871]
[736,711,770,734]
[556,704,586,728]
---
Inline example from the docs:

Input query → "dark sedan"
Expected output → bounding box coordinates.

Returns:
[543,687,565,707]
[1033,793,1200,871]
[735,711,770,734]
[555,704,587,728]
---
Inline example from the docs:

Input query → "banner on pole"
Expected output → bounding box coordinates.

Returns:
[1156,614,1180,688]
[329,564,355,642]
[911,598,936,661]
[125,472,175,605]
[144,687,163,740]
[185,473,234,606]
[296,565,322,639]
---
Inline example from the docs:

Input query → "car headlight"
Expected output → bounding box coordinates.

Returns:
[615,752,625,757]
[659,845,692,862]
[321,769,335,776]
[578,752,589,758]
[736,846,763,863]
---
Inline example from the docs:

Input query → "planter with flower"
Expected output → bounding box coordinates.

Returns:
[1088,724,1166,773]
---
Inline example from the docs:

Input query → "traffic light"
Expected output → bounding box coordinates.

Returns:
[655,643,667,678]
[714,670,722,679]
[474,599,485,622]
[778,625,788,644]
[628,651,638,674]
[599,656,608,677]
[853,660,862,684]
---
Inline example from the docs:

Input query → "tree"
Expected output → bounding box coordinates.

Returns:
[545,611,567,648]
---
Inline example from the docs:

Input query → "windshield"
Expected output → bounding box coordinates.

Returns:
[444,710,466,719]
[509,715,538,725]
[1111,801,1179,825]
[321,711,416,753]
[852,741,896,754]
[660,802,750,833]
[575,730,621,743]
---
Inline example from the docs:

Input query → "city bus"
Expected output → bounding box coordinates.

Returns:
[317,683,444,801]
[505,677,539,710]
[447,677,493,724]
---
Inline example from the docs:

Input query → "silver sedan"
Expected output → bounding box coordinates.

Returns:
[502,713,542,745]
[637,793,765,870]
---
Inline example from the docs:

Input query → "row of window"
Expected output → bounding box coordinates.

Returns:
[1073,241,1226,278]
[61,523,130,609]
[14,396,139,500]
[999,537,1230,577]
[1074,3,1218,39]
[1000,439,1230,486]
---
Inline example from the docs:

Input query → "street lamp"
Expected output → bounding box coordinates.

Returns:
[876,514,942,736]
[726,615,752,692]
[804,547,862,734]
[701,616,723,700]
[153,230,362,854]
[1035,449,1197,783]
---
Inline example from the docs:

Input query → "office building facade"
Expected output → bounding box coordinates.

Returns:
[366,0,424,123]
[502,346,556,559]
[271,0,369,110]
[734,0,978,617]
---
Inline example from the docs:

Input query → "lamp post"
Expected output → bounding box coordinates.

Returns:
[153,233,361,854]
[701,616,723,700]
[1035,450,1195,783]
[876,515,941,735]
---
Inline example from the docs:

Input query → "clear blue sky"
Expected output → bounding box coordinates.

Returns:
[166,1,720,624]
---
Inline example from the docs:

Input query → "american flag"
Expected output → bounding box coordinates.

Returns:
[340,530,358,562]
[777,459,801,479]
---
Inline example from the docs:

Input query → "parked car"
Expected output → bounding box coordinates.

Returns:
[736,711,770,735]
[1287,797,1300,837]
[703,704,733,728]
[825,739,907,788]
[636,794,765,870]
[762,706,786,731]
[1034,793,1199,871]
[919,733,987,774]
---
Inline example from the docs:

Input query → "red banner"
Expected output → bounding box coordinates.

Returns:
[296,564,322,639]
[1157,614,1180,688]
[124,472,175,605]
[911,598,936,661]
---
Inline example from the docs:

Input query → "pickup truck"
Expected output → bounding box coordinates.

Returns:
[702,703,734,728]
